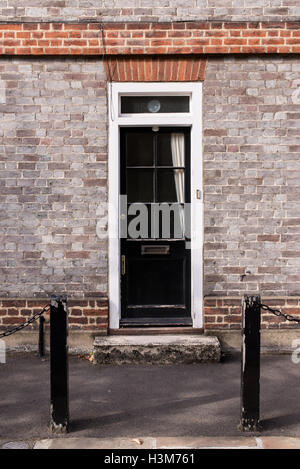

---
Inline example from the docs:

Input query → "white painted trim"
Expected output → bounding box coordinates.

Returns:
[108,82,203,329]
[190,84,204,328]
[108,89,120,330]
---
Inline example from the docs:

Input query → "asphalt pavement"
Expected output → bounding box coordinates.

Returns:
[0,353,300,442]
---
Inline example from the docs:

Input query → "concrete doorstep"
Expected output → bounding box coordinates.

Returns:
[93,335,221,364]
[2,437,300,450]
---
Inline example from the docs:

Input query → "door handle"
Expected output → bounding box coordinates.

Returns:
[121,255,126,275]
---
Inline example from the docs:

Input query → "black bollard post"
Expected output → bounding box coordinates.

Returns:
[50,295,69,433]
[239,295,261,432]
[38,315,45,358]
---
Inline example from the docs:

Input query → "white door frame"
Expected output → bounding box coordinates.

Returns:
[108,82,203,329]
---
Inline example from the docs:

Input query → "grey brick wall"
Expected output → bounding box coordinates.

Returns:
[203,55,300,297]
[1,1,300,22]
[2,55,300,303]
[0,58,108,298]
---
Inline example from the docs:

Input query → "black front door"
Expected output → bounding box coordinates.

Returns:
[120,127,191,326]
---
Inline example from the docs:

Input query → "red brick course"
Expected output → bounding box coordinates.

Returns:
[1,297,299,333]
[204,297,300,330]
[1,22,300,56]
[0,298,108,333]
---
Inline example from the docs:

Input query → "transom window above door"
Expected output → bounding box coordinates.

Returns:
[115,84,196,122]
[121,95,190,114]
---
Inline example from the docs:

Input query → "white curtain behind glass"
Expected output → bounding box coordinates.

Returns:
[171,133,185,237]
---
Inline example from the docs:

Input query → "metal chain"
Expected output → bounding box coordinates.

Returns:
[260,303,300,324]
[0,304,50,339]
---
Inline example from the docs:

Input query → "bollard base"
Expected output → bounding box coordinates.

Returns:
[238,418,262,432]
[49,420,69,434]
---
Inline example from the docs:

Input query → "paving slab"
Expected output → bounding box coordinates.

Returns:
[1,441,32,449]
[156,436,259,449]
[33,437,156,450]
[260,437,300,450]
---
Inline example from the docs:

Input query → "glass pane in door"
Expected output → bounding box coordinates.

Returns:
[127,132,154,166]
[157,133,185,167]
[127,169,154,203]
[157,169,185,203]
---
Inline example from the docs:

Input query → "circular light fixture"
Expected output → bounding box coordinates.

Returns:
[147,99,161,113]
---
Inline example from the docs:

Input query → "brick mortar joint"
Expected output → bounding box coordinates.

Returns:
[0,297,108,299]
[0,20,293,25]
[0,20,298,25]
[204,296,300,300]
[0,21,298,30]
[0,298,108,307]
